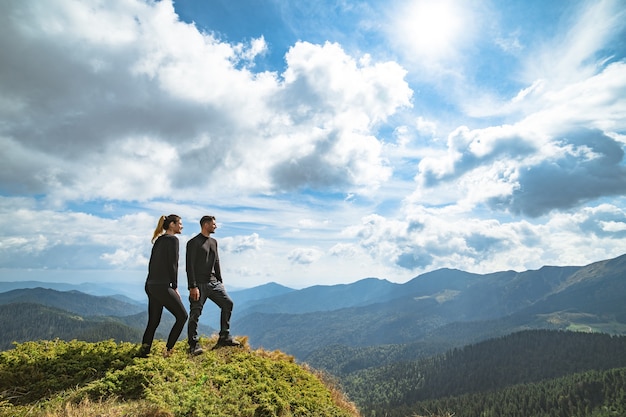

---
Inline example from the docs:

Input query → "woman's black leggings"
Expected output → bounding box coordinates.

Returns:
[142,283,188,350]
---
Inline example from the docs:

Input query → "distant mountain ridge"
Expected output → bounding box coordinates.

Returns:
[0,288,215,350]
[232,253,626,359]
[236,277,398,315]
[230,281,295,305]
[3,256,626,417]
[236,264,584,318]
[0,302,143,350]
[0,287,144,317]
[2,253,626,363]
[0,280,145,301]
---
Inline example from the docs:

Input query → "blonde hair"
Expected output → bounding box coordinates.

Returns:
[151,214,180,243]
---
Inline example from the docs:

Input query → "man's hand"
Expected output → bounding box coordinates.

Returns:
[189,287,200,301]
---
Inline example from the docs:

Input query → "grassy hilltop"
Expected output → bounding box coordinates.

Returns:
[0,337,360,417]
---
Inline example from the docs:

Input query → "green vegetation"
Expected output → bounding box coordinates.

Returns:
[0,302,214,351]
[0,338,360,417]
[336,330,626,417]
[0,303,145,350]
[3,253,626,417]
[407,367,626,417]
[0,288,144,317]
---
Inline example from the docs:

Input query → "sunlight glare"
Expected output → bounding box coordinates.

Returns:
[396,0,465,61]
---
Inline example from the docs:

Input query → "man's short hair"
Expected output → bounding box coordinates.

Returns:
[199,215,216,226]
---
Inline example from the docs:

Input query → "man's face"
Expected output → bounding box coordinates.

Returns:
[207,219,217,234]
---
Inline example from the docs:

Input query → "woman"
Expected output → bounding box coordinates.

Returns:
[138,214,188,358]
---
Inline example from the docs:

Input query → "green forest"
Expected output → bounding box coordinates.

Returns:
[338,330,626,417]
[408,367,626,417]
[0,303,144,350]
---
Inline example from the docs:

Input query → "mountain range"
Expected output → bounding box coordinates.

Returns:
[0,280,145,301]
[0,287,214,350]
[1,253,625,364]
[0,287,144,316]
[232,253,626,362]
[2,254,626,417]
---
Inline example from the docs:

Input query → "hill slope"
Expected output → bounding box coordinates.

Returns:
[4,254,626,367]
[0,287,144,316]
[340,330,626,417]
[230,281,296,305]
[237,278,399,315]
[234,254,626,359]
[0,302,143,350]
[0,280,144,301]
[0,338,361,417]
[0,301,216,351]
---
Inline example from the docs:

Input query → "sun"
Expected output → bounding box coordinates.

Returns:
[393,0,466,61]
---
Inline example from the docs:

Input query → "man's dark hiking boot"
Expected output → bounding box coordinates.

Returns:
[189,345,204,356]
[216,335,241,347]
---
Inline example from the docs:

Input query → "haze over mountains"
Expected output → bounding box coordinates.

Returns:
[1,253,625,360]
[233,253,626,360]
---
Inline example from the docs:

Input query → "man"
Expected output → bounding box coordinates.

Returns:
[186,215,240,355]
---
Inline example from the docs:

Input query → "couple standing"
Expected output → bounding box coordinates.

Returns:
[139,214,239,358]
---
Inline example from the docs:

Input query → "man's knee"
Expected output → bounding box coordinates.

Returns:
[219,298,233,311]
[189,307,202,320]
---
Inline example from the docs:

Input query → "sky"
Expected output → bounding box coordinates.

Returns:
[1,0,626,291]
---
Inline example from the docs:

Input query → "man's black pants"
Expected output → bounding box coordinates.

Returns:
[187,280,234,348]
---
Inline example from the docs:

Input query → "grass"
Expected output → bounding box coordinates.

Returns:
[0,337,361,417]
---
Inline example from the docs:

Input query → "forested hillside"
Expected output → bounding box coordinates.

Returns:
[0,301,215,351]
[3,254,626,416]
[0,281,144,302]
[235,254,626,360]
[0,303,143,350]
[0,287,143,316]
[338,330,626,417]
[384,367,626,417]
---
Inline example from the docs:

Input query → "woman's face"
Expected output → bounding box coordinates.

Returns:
[170,219,183,234]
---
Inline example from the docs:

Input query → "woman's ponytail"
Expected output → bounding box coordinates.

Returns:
[151,214,180,243]
[151,215,167,243]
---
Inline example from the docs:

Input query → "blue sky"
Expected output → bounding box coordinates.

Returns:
[1,0,626,290]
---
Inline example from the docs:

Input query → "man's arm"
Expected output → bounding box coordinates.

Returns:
[186,237,198,289]
[214,240,222,282]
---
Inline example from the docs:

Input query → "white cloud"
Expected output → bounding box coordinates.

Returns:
[220,233,263,253]
[101,248,148,268]
[415,124,626,217]
[287,247,323,265]
[600,221,626,233]
[0,201,157,270]
[415,117,438,137]
[329,243,359,258]
[413,48,626,217]
[522,0,626,87]
[522,62,626,133]
[344,202,626,274]
[0,1,412,205]
[1,0,626,290]
[462,1,626,120]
